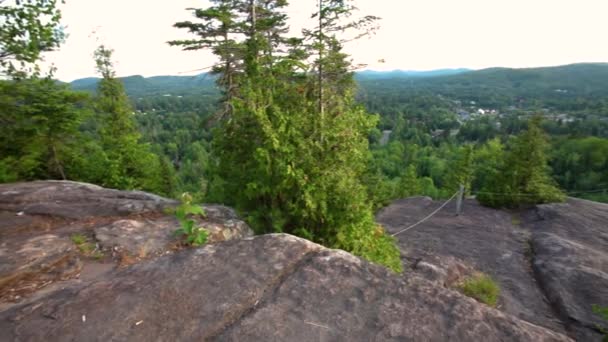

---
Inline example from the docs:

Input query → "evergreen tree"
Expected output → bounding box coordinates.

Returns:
[0,78,89,181]
[399,164,421,197]
[170,0,244,117]
[472,138,504,192]
[478,116,565,207]
[159,155,178,198]
[179,0,401,272]
[93,45,164,193]
[445,144,474,195]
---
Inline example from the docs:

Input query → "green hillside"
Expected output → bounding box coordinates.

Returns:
[70,63,608,115]
[359,63,608,113]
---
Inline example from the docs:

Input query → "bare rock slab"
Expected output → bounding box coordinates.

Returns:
[377,198,562,333]
[0,181,252,306]
[530,198,608,341]
[0,180,174,219]
[0,234,571,342]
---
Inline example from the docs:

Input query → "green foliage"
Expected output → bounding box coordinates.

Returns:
[398,164,421,198]
[70,233,102,257]
[173,193,208,246]
[551,137,608,203]
[65,66,608,206]
[593,305,608,341]
[70,233,87,245]
[472,138,504,192]
[459,273,500,307]
[175,0,401,272]
[92,45,167,194]
[478,116,566,208]
[0,78,90,181]
[335,220,403,273]
[0,0,64,77]
[445,144,474,194]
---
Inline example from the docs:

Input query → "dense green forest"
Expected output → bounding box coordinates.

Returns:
[65,63,608,205]
[1,0,607,271]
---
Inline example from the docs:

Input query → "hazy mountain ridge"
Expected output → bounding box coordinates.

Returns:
[69,73,218,97]
[355,63,608,112]
[68,63,608,103]
[354,68,471,80]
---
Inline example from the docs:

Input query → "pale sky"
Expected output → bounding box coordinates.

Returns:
[43,0,608,81]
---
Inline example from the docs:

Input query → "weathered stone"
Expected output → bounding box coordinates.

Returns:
[0,235,571,342]
[412,255,476,288]
[377,197,564,334]
[0,180,174,219]
[530,198,608,341]
[93,209,253,257]
[94,219,175,258]
[0,181,253,305]
[377,197,608,341]
[0,234,81,303]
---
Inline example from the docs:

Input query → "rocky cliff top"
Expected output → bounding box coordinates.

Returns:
[0,181,604,341]
[377,196,608,341]
[0,180,252,306]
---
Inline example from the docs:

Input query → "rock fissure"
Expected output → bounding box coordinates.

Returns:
[206,250,321,340]
[527,236,576,338]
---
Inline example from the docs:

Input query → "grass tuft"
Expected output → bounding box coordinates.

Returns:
[70,233,87,245]
[459,273,500,307]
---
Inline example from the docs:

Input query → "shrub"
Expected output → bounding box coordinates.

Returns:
[173,193,208,247]
[459,273,500,307]
[335,218,403,273]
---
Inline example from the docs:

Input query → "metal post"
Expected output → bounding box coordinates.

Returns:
[456,184,464,215]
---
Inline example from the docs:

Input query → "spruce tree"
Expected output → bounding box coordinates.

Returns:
[399,164,421,197]
[0,79,88,180]
[170,1,244,116]
[446,144,474,195]
[176,0,402,272]
[478,116,565,207]
[93,45,163,192]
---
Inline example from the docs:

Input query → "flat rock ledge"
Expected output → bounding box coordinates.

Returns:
[0,181,252,305]
[0,234,571,342]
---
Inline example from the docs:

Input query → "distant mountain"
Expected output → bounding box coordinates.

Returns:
[357,63,608,110]
[69,69,470,96]
[355,68,471,80]
[69,73,218,97]
[69,64,608,109]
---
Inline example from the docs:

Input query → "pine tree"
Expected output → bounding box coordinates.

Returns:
[399,164,421,197]
[446,144,474,195]
[158,155,178,198]
[478,116,565,207]
[178,0,401,272]
[0,78,89,180]
[472,138,504,192]
[170,1,244,117]
[93,45,162,192]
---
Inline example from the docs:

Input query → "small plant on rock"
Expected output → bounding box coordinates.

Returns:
[459,273,500,307]
[70,233,103,258]
[593,305,608,341]
[70,233,87,245]
[173,193,208,247]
